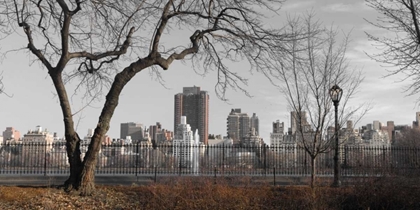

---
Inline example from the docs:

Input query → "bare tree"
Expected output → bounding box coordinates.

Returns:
[1,0,303,195]
[366,0,420,100]
[0,14,10,95]
[395,127,420,147]
[278,14,369,188]
[394,127,420,175]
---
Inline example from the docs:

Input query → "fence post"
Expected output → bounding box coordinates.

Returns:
[178,160,181,176]
[154,166,157,183]
[383,145,386,175]
[135,143,139,177]
[222,144,225,175]
[44,143,47,176]
[304,149,307,175]
[264,145,267,176]
[343,146,346,168]
[273,167,276,186]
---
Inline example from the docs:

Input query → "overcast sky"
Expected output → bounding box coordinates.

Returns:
[0,0,419,143]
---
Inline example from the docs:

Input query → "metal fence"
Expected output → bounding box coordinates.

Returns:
[0,142,419,177]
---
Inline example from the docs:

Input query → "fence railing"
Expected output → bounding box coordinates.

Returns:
[0,142,419,177]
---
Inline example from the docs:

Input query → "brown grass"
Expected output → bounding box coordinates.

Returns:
[0,176,419,209]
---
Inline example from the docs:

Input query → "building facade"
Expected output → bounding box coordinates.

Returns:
[227,108,250,144]
[174,86,209,145]
[290,111,309,135]
[2,127,21,144]
[120,122,144,142]
[83,129,112,145]
[270,120,285,148]
[173,116,200,171]
[386,121,395,143]
[250,113,259,136]
[242,128,263,148]
[21,126,54,166]
[22,126,54,144]
[149,122,162,144]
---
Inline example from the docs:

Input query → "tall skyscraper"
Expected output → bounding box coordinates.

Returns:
[120,122,144,141]
[227,109,241,143]
[250,113,259,135]
[386,121,395,142]
[174,86,209,145]
[227,108,250,144]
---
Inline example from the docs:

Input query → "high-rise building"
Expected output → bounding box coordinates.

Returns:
[149,122,162,143]
[227,109,250,144]
[290,111,308,134]
[366,124,373,131]
[270,120,285,148]
[271,120,296,163]
[157,129,173,143]
[417,112,420,122]
[2,127,21,143]
[120,122,144,141]
[373,120,381,131]
[148,122,173,144]
[413,112,420,128]
[227,109,240,143]
[174,86,209,145]
[239,113,250,141]
[273,120,284,134]
[386,121,395,142]
[250,113,259,135]
[173,116,200,170]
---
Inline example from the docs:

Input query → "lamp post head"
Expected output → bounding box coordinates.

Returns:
[329,84,343,105]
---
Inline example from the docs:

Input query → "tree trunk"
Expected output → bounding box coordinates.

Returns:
[310,156,316,188]
[49,72,83,192]
[64,133,83,192]
[77,130,103,195]
[76,58,154,195]
[78,155,97,196]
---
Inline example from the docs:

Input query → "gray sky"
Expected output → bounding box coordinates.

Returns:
[0,0,418,143]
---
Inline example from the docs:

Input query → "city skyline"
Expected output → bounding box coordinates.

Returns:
[1,0,420,142]
[2,110,420,142]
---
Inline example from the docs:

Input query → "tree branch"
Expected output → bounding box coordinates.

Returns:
[72,27,135,60]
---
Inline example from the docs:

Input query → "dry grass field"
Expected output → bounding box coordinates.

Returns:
[0,176,419,209]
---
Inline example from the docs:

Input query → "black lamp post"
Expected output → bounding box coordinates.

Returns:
[329,84,343,187]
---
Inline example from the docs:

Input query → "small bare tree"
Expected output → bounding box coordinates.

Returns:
[366,0,420,100]
[278,14,368,188]
[394,127,420,176]
[0,75,4,95]
[1,0,304,195]
[396,127,420,147]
